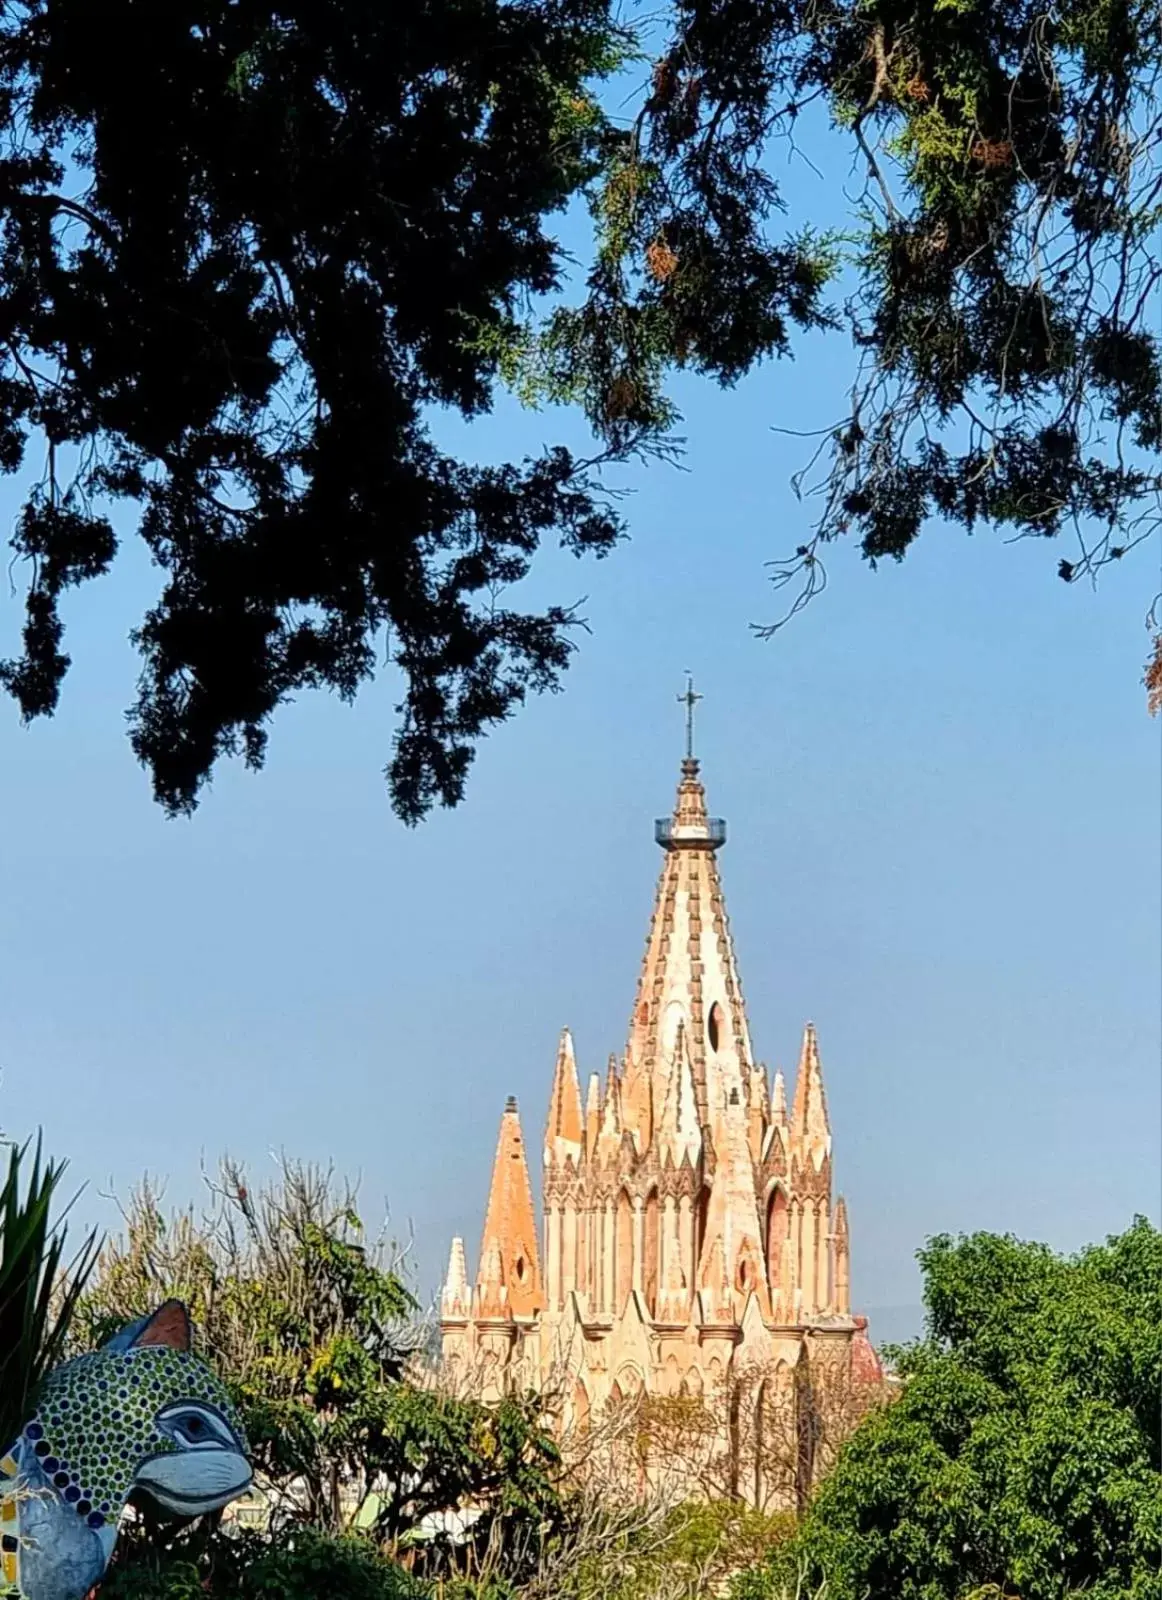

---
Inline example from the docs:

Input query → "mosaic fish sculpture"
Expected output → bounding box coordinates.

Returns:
[0,1300,252,1600]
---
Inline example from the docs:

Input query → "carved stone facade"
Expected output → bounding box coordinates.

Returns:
[441,756,881,1504]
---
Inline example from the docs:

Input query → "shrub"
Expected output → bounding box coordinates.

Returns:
[100,1527,424,1600]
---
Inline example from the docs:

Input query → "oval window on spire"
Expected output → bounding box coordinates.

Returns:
[707,1002,724,1053]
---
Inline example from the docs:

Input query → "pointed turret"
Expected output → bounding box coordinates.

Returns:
[621,1049,653,1154]
[790,1023,832,1172]
[584,1072,602,1154]
[747,1063,769,1161]
[657,1020,701,1168]
[696,1083,768,1322]
[476,1236,506,1321]
[626,752,753,1138]
[771,1067,787,1123]
[595,1056,623,1164]
[833,1195,851,1314]
[545,1028,584,1167]
[475,1097,544,1319]
[762,1065,789,1163]
[441,1237,471,1322]
[656,1218,690,1322]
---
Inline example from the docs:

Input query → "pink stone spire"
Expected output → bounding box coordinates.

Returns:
[625,723,753,1136]
[441,1237,470,1321]
[544,1027,584,1167]
[475,1098,544,1319]
[790,1022,832,1171]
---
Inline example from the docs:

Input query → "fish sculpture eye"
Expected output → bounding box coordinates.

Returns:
[0,1300,252,1600]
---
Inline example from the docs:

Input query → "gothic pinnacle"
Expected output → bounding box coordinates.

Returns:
[476,1098,544,1319]
[545,1027,584,1166]
[585,1072,601,1152]
[790,1021,832,1171]
[441,1237,470,1321]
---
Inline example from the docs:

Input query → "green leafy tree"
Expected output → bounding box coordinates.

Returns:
[74,1160,563,1579]
[97,1497,791,1600]
[735,1217,1162,1600]
[98,1526,424,1600]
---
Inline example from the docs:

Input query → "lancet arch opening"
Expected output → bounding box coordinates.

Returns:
[766,1185,789,1294]
[615,1188,634,1312]
[644,1187,660,1316]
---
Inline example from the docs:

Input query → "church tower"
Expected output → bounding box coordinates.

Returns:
[441,694,880,1501]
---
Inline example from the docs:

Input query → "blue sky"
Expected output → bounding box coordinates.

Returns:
[0,100,1158,1344]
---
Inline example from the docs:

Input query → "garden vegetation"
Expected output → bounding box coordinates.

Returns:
[51,1158,1160,1600]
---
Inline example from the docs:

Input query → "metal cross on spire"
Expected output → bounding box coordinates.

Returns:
[678,672,702,761]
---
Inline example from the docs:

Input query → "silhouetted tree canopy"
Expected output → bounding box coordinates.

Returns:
[546,0,1162,631]
[0,0,649,820]
[0,0,1158,816]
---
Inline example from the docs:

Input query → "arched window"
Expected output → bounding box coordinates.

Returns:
[616,1189,634,1312]
[766,1187,789,1293]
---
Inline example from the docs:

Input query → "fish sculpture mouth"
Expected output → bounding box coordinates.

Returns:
[134,1449,253,1516]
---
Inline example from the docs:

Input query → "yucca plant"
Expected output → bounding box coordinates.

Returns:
[0,1135,100,1449]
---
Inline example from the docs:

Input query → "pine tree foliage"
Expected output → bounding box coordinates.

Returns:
[0,1,1158,816]
[0,0,636,820]
[560,0,1162,633]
